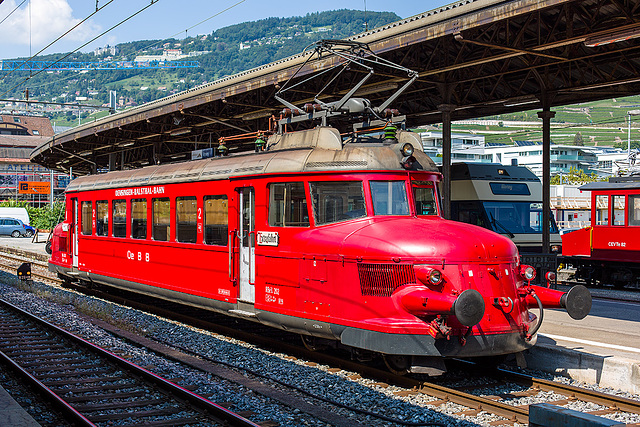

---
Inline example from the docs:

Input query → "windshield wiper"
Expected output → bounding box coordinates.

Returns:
[489,213,515,238]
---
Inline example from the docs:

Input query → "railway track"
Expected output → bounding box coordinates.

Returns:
[0,248,639,426]
[0,297,263,427]
[85,290,640,426]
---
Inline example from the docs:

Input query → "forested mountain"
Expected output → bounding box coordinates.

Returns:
[0,10,400,125]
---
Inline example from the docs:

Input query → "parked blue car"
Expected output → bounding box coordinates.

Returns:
[0,218,30,237]
[23,224,35,238]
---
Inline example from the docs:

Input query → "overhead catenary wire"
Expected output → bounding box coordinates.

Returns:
[1,0,116,82]
[134,0,247,65]
[0,0,160,99]
[0,0,27,27]
[2,0,248,107]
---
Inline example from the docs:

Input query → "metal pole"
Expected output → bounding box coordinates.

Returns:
[438,104,456,220]
[538,109,555,253]
[628,113,631,161]
[50,170,54,209]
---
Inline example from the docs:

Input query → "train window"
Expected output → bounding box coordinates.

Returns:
[96,200,108,236]
[152,198,170,241]
[112,199,126,237]
[131,198,147,239]
[629,195,640,226]
[309,181,366,225]
[451,201,487,227]
[176,197,197,243]
[268,182,309,226]
[595,195,609,226]
[370,181,409,215]
[204,195,228,246]
[612,195,625,226]
[81,201,92,235]
[412,181,438,216]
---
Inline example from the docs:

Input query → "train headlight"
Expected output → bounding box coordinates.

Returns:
[551,245,561,253]
[519,264,536,282]
[402,143,415,157]
[415,266,444,286]
[545,271,556,282]
[428,269,442,285]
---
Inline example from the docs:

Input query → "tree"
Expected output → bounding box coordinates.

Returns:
[550,167,603,184]
[573,132,584,146]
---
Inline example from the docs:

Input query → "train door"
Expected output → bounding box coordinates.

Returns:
[238,187,255,303]
[71,198,79,268]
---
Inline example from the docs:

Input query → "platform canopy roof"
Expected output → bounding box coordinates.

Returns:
[31,0,640,175]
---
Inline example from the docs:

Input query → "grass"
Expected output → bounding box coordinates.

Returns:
[448,94,640,147]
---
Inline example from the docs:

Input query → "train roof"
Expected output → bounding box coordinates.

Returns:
[579,176,640,191]
[446,162,539,182]
[65,127,436,193]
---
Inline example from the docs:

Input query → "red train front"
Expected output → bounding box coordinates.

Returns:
[48,126,591,374]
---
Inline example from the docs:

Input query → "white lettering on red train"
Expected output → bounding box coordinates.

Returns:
[115,186,165,197]
[127,250,150,262]
[608,241,627,247]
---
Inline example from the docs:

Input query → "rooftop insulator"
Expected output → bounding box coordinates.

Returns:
[384,124,398,140]
[303,103,322,113]
[281,108,302,118]
[218,140,228,156]
[255,133,266,152]
[382,108,399,118]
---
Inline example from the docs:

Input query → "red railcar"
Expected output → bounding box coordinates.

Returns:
[562,177,640,287]
[49,126,591,374]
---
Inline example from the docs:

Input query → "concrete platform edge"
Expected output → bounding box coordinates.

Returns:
[0,385,41,426]
[524,343,640,394]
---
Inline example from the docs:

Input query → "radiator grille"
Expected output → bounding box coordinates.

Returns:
[358,263,415,297]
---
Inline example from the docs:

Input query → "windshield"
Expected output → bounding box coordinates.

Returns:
[310,181,366,225]
[370,181,410,215]
[482,201,559,234]
[412,181,438,216]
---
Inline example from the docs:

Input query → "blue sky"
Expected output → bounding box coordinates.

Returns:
[0,0,446,60]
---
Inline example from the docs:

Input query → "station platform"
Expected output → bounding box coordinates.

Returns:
[0,385,41,426]
[0,236,638,395]
[0,235,50,261]
[526,287,640,394]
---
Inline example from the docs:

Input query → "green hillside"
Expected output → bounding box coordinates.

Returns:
[449,95,640,149]
[0,10,400,127]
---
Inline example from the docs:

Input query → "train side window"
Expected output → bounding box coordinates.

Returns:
[176,197,197,243]
[81,201,92,235]
[268,182,309,226]
[612,195,625,226]
[204,195,228,245]
[131,198,147,239]
[96,200,109,236]
[370,181,409,215]
[412,181,438,216]
[152,198,171,241]
[309,181,366,225]
[629,195,640,226]
[112,199,127,237]
[595,195,609,226]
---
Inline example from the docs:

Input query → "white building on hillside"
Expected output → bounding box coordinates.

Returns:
[416,130,627,178]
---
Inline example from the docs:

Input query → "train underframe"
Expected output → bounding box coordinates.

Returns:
[51,263,537,375]
[563,257,640,288]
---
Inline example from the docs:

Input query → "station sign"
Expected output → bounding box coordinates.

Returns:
[19,181,51,194]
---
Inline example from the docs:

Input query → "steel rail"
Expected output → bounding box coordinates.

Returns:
[0,348,96,426]
[0,297,262,427]
[1,248,638,425]
[498,367,640,415]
